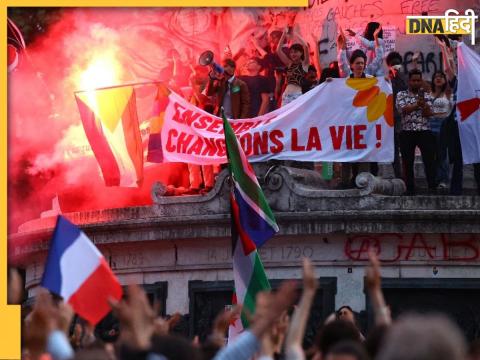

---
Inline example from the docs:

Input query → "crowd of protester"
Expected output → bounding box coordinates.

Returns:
[11,254,480,360]
[164,20,480,196]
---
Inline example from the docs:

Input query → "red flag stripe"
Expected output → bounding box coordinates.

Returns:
[457,98,480,121]
[230,192,256,255]
[121,89,144,185]
[75,96,121,186]
[68,258,122,325]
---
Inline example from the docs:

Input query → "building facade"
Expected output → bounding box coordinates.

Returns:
[10,167,480,341]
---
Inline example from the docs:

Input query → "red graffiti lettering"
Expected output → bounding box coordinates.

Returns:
[441,234,480,261]
[344,235,381,261]
[399,233,436,260]
[344,234,479,262]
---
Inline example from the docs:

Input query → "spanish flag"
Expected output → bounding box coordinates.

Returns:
[75,86,143,187]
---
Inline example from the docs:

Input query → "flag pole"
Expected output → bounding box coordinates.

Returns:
[74,81,164,94]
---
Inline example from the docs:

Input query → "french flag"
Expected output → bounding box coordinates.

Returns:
[41,216,123,325]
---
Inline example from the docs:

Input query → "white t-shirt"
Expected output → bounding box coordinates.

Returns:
[431,94,452,117]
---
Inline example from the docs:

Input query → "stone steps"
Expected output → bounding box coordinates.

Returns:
[377,158,477,194]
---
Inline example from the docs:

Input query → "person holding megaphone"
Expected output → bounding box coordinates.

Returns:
[205,56,250,120]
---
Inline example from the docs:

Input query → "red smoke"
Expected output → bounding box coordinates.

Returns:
[8,9,197,233]
[8,7,298,233]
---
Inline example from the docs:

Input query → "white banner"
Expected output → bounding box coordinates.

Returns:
[161,78,394,165]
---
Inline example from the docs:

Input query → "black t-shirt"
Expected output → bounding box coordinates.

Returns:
[301,78,318,94]
[261,49,287,92]
[262,51,285,77]
[239,75,271,118]
[390,71,408,132]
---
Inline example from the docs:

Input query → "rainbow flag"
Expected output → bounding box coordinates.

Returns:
[75,85,143,187]
[222,110,278,340]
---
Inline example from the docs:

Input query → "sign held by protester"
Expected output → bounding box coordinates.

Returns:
[160,78,394,165]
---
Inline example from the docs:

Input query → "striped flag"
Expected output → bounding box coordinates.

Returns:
[41,216,122,325]
[222,110,279,341]
[147,83,170,163]
[75,85,143,187]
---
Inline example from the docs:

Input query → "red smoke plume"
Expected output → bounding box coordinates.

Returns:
[8,7,297,233]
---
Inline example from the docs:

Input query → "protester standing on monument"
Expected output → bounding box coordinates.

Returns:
[187,65,219,195]
[396,69,437,195]
[276,26,310,107]
[385,51,408,180]
[434,35,464,195]
[346,21,386,77]
[250,30,286,111]
[239,57,271,118]
[337,26,383,187]
[337,25,384,79]
[428,70,453,191]
[206,58,250,119]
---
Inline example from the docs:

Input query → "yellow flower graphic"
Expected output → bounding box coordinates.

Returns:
[346,78,393,127]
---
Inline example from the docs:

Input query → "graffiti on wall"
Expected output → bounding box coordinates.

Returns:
[344,233,480,262]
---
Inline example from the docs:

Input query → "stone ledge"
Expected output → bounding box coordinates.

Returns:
[10,208,480,265]
[10,166,480,264]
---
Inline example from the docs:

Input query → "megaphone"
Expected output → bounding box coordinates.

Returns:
[199,50,224,74]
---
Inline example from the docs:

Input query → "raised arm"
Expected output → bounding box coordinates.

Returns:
[337,28,349,78]
[374,26,382,49]
[250,34,267,58]
[310,33,322,76]
[366,26,385,76]
[276,28,292,66]
[366,252,391,326]
[214,281,297,360]
[292,30,310,70]
[358,34,375,49]
[205,72,221,97]
[285,259,318,360]
[435,36,456,81]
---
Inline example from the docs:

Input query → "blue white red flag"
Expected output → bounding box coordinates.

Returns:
[41,216,122,325]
